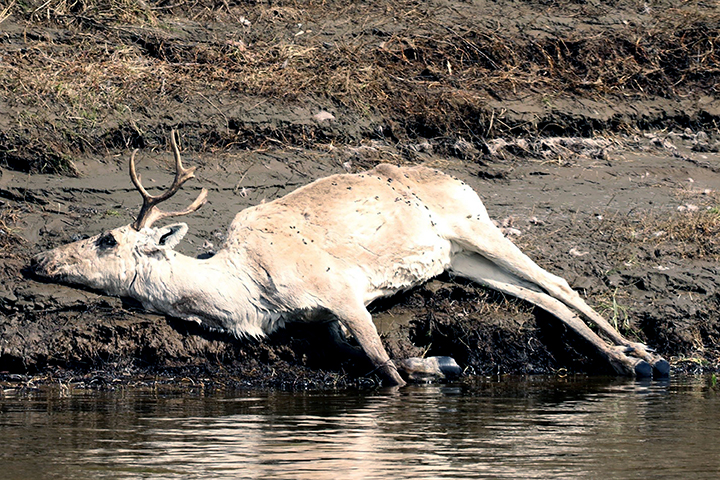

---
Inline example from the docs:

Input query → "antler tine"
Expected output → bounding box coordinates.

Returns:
[130,130,208,231]
[129,148,152,201]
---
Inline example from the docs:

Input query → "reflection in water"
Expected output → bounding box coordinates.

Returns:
[1,377,720,479]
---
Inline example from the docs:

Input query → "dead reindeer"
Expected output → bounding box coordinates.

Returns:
[32,131,669,386]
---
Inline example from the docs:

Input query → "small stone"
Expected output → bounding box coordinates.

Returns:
[313,111,335,123]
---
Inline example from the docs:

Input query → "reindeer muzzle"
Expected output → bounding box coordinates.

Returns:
[31,251,58,279]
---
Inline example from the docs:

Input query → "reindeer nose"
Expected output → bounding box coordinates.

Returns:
[31,252,52,277]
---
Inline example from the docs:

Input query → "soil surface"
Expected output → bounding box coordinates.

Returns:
[1,0,719,389]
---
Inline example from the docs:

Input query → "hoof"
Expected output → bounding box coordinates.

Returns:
[634,360,653,378]
[652,358,671,377]
[435,356,462,378]
[397,356,461,382]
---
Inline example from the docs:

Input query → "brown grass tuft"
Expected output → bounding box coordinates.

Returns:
[0,206,25,256]
[21,0,157,26]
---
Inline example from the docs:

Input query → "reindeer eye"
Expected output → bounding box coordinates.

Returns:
[96,233,118,249]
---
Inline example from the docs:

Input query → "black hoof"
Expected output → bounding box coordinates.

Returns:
[652,358,671,377]
[435,356,462,378]
[634,360,653,378]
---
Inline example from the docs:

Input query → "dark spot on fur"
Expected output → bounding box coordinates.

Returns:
[95,232,118,249]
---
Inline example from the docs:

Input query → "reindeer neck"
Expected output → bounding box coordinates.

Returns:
[129,249,281,337]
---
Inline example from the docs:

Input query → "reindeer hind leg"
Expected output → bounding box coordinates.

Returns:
[449,252,653,377]
[450,220,669,377]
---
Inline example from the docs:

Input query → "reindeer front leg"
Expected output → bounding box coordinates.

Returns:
[333,304,407,387]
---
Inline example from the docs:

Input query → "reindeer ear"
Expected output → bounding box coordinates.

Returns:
[152,223,188,249]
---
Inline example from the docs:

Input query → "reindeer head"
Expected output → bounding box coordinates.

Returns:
[32,131,208,295]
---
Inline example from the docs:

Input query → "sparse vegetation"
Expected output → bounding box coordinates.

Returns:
[1,0,718,173]
[0,206,25,256]
[596,288,632,334]
[608,208,720,261]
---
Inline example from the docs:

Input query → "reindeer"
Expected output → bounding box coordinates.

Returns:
[32,131,669,386]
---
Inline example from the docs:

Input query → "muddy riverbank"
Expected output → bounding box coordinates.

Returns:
[1,0,719,388]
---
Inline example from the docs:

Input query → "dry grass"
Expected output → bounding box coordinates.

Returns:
[24,0,157,25]
[587,201,720,265]
[632,208,720,259]
[0,206,25,256]
[0,2,13,25]
[1,0,718,173]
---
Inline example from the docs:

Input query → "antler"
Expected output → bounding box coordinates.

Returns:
[130,130,208,230]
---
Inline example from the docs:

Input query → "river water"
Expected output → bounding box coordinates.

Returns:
[1,375,719,479]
